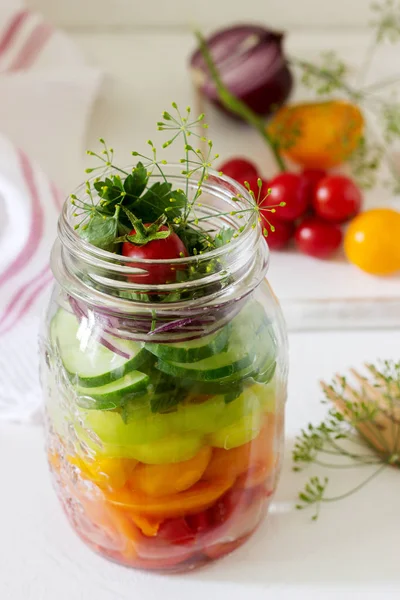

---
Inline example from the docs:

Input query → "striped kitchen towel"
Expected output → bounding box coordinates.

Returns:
[0,5,102,189]
[0,5,102,422]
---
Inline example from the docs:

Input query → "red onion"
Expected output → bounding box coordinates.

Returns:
[190,25,293,118]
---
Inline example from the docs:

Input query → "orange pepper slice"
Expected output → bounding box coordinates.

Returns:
[128,446,212,497]
[128,513,164,537]
[105,476,234,519]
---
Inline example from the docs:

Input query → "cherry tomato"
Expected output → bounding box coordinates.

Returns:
[313,175,362,223]
[219,158,258,184]
[264,217,294,250]
[208,487,248,527]
[344,208,400,275]
[301,168,327,199]
[186,511,211,535]
[295,217,343,259]
[267,172,309,222]
[122,225,188,285]
[157,517,195,545]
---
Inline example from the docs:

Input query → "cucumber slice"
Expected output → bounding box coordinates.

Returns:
[154,300,272,382]
[51,309,148,387]
[155,350,252,381]
[76,371,150,410]
[145,325,230,363]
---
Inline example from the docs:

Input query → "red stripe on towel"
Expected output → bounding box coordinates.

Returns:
[0,10,29,57]
[7,21,53,71]
[0,150,44,288]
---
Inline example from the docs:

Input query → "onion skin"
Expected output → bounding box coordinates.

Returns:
[190,25,293,118]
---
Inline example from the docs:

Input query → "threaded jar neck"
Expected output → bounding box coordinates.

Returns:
[51,166,269,342]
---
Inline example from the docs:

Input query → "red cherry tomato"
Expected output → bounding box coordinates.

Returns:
[264,217,294,250]
[313,175,362,223]
[295,217,343,259]
[301,168,327,199]
[122,225,188,285]
[156,517,195,545]
[219,157,258,184]
[186,511,211,535]
[208,488,248,527]
[267,172,309,222]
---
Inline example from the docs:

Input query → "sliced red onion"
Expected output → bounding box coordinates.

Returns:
[66,290,250,345]
[97,334,132,359]
[190,25,293,118]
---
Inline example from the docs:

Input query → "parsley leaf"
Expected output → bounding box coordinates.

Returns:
[79,215,118,251]
[132,181,174,222]
[214,227,236,247]
[123,162,148,198]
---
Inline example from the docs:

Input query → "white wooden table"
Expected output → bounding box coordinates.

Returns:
[1,329,400,600]
[2,18,400,600]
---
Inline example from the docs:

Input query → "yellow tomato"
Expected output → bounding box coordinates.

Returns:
[128,446,212,497]
[344,209,400,275]
[267,100,364,169]
[68,454,137,489]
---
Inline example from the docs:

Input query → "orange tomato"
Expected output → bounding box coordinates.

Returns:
[267,100,364,169]
[203,414,276,482]
[344,209,400,275]
[128,446,212,497]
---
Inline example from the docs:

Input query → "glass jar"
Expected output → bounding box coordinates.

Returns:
[40,166,288,572]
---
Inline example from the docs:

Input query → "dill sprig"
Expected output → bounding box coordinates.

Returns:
[71,103,283,255]
[294,360,400,520]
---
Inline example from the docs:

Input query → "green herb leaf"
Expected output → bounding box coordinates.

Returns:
[132,181,185,222]
[123,162,148,198]
[150,391,183,414]
[79,215,118,250]
[176,224,213,254]
[214,227,236,247]
[93,179,124,205]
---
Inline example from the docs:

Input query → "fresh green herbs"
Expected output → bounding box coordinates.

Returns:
[294,360,400,520]
[72,103,283,259]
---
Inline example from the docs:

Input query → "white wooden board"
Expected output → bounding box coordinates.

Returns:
[72,30,400,329]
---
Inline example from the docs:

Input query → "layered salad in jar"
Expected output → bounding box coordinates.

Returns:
[43,105,287,571]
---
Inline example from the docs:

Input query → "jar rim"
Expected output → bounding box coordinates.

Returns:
[52,164,270,341]
[58,165,267,268]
